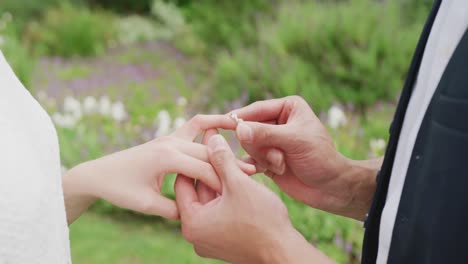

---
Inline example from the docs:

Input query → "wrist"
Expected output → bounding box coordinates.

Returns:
[62,162,98,224]
[340,157,381,221]
[63,162,98,203]
[259,226,333,264]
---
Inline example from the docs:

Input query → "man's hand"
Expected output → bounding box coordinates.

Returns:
[232,96,381,220]
[175,134,333,264]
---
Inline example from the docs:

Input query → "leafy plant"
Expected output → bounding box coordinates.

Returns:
[211,0,424,113]
[24,4,117,57]
[0,13,34,86]
[183,0,274,50]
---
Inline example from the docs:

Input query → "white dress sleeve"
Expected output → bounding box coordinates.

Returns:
[0,50,71,263]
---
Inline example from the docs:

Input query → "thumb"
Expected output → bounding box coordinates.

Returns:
[236,121,287,147]
[208,135,244,191]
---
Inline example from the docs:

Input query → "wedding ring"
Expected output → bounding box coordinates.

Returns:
[230,113,244,123]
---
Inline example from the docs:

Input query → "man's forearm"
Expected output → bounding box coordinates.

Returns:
[260,227,336,264]
[341,157,382,221]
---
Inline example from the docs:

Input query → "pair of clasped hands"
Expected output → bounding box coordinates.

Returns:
[64,96,378,263]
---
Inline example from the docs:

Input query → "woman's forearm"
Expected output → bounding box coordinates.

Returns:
[62,162,97,225]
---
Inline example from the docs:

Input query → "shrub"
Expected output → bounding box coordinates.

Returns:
[86,0,152,14]
[183,0,274,50]
[24,4,117,58]
[116,15,160,45]
[0,0,63,30]
[0,13,34,86]
[211,0,424,113]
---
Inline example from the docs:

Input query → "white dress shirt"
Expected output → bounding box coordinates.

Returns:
[377,1,468,263]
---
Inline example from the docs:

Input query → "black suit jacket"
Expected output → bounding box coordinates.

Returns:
[362,1,468,262]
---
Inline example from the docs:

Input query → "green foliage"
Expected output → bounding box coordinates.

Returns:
[183,0,273,50]
[24,4,117,57]
[116,15,160,45]
[0,13,34,86]
[400,0,434,22]
[211,0,424,112]
[87,0,152,14]
[0,0,63,29]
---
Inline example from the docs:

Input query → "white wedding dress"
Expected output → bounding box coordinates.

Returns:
[0,51,71,263]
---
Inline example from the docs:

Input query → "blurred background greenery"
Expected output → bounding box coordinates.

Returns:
[0,0,433,263]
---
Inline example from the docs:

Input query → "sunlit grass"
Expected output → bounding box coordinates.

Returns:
[70,212,223,264]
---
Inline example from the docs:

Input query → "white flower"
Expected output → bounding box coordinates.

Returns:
[111,101,127,122]
[176,96,188,106]
[99,96,112,116]
[52,112,77,128]
[64,95,82,120]
[83,96,98,114]
[327,105,347,129]
[154,110,171,137]
[173,117,186,129]
[370,138,386,155]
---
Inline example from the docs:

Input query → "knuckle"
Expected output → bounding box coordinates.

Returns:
[190,114,205,125]
[210,150,229,167]
[287,95,304,102]
[257,127,272,141]
[154,139,177,155]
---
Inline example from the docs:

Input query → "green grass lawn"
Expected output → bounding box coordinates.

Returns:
[70,212,223,264]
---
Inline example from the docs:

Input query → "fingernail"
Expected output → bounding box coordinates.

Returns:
[267,149,285,175]
[237,123,253,143]
[208,134,227,152]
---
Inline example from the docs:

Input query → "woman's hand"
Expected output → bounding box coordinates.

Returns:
[62,115,255,224]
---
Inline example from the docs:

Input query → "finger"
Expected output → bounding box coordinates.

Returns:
[172,114,237,141]
[245,147,286,176]
[266,148,286,175]
[197,129,219,203]
[236,121,288,147]
[169,155,222,193]
[242,155,256,165]
[202,128,219,144]
[196,181,217,204]
[175,174,200,218]
[207,135,244,190]
[146,192,179,220]
[171,139,256,175]
[241,145,280,174]
[262,120,278,125]
[230,98,287,122]
[199,129,257,176]
[238,160,256,175]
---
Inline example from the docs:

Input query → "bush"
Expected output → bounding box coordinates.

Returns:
[24,4,117,58]
[183,0,274,50]
[0,0,63,30]
[211,0,424,113]
[0,13,34,86]
[87,0,152,14]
